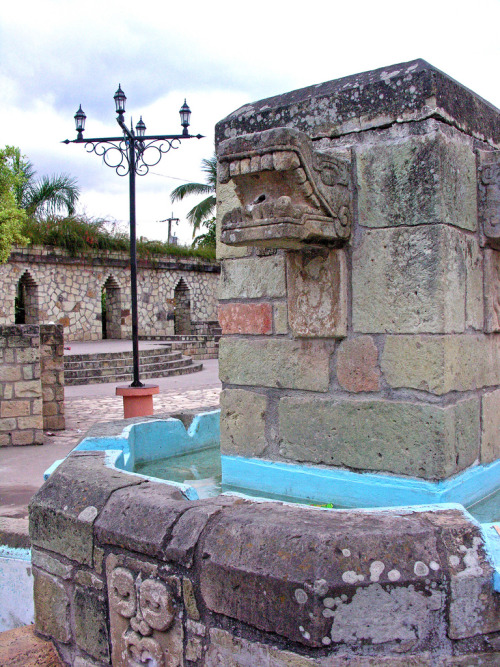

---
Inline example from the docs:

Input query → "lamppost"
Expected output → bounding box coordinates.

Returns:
[64,86,203,415]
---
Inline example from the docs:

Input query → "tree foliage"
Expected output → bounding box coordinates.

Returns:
[170,155,216,239]
[0,146,28,263]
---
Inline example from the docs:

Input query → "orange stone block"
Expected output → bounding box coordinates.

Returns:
[218,303,273,335]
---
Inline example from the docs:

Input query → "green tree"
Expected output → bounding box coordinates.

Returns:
[0,147,28,263]
[12,149,80,218]
[170,155,216,238]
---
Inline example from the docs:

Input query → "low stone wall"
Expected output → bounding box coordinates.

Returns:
[0,246,220,342]
[140,334,220,360]
[29,442,500,666]
[0,324,64,446]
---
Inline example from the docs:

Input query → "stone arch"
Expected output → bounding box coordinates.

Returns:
[101,275,122,339]
[174,278,192,335]
[15,270,39,324]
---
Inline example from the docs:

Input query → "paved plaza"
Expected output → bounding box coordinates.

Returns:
[0,354,221,520]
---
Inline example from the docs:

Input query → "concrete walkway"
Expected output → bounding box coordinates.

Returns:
[0,356,221,520]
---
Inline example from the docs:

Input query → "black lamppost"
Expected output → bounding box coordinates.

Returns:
[64,86,203,389]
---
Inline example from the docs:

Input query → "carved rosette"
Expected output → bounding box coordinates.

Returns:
[478,150,500,247]
[107,560,183,667]
[218,128,353,249]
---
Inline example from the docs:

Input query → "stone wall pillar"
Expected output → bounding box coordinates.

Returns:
[40,325,65,431]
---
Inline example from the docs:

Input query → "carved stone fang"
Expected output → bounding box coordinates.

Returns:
[217,127,353,248]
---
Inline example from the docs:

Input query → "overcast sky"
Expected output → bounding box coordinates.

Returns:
[1,0,499,245]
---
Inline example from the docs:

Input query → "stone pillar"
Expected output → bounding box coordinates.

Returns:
[40,325,65,431]
[216,59,500,489]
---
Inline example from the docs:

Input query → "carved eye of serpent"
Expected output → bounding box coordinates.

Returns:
[109,567,136,618]
[139,579,175,632]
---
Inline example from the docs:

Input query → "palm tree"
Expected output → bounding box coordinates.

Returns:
[170,155,216,238]
[12,149,80,219]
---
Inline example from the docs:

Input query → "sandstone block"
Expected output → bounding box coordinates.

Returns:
[352,225,468,334]
[381,334,500,394]
[43,415,65,431]
[0,417,17,431]
[336,336,380,392]
[32,549,73,580]
[481,388,500,464]
[279,397,480,480]
[484,249,500,333]
[15,380,41,398]
[216,180,252,259]
[17,415,43,430]
[219,255,286,299]
[218,302,272,335]
[286,248,347,338]
[219,338,332,391]
[357,128,477,231]
[15,347,39,364]
[73,586,110,662]
[0,400,30,418]
[273,302,288,334]
[463,235,483,329]
[220,389,267,456]
[33,569,71,643]
[0,366,22,382]
[12,430,42,445]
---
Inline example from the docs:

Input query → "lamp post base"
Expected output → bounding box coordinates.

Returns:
[116,384,160,419]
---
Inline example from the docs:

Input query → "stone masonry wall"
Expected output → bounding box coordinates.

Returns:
[40,325,65,431]
[0,246,219,342]
[216,61,500,483]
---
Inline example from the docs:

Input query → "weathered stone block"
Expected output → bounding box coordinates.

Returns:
[32,549,73,580]
[279,397,480,479]
[219,255,286,299]
[17,415,43,430]
[478,149,500,245]
[481,388,500,464]
[484,249,500,333]
[0,400,30,418]
[286,248,347,338]
[381,334,500,394]
[357,128,477,231]
[216,180,252,259]
[273,302,288,334]
[352,225,469,334]
[336,336,380,392]
[33,569,71,643]
[15,347,39,364]
[11,430,40,446]
[15,380,41,398]
[0,365,22,382]
[219,338,332,391]
[220,388,267,456]
[73,585,110,662]
[0,417,17,431]
[218,302,272,335]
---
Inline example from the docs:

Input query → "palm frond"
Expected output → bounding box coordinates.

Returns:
[26,174,80,218]
[170,181,213,203]
[186,195,216,236]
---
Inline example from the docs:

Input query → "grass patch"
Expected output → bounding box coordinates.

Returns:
[22,215,216,260]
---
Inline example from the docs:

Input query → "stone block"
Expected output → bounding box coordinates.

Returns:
[43,415,65,430]
[357,128,477,231]
[17,415,43,430]
[73,585,110,662]
[484,249,500,333]
[33,569,71,643]
[463,235,483,329]
[219,338,332,391]
[336,336,380,392]
[15,380,41,398]
[481,388,500,464]
[0,417,17,431]
[273,302,288,334]
[183,578,200,620]
[219,255,286,299]
[279,396,480,480]
[478,149,500,245]
[381,334,500,395]
[29,452,142,566]
[0,365,22,382]
[220,388,267,457]
[201,505,474,648]
[32,549,73,580]
[11,430,40,446]
[0,400,30,418]
[218,302,272,335]
[15,347,39,364]
[352,225,469,334]
[286,248,347,338]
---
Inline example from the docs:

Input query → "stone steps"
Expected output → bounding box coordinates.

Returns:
[64,347,203,385]
[140,334,220,360]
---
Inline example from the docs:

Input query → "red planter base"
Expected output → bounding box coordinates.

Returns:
[116,384,160,419]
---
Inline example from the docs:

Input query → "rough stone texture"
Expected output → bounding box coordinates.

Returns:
[40,324,65,431]
[216,179,252,259]
[484,249,500,332]
[219,254,286,299]
[182,577,200,620]
[73,585,110,662]
[357,127,477,231]
[200,505,477,649]
[286,248,347,338]
[336,336,381,392]
[220,388,267,456]
[33,569,71,644]
[279,397,480,479]
[0,625,63,667]
[220,338,332,391]
[381,334,500,394]
[216,59,500,149]
[478,149,500,245]
[29,451,142,566]
[218,302,272,335]
[481,388,500,463]
[352,225,471,334]
[274,301,288,334]
[94,483,187,559]
[0,245,219,342]
[32,549,73,580]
